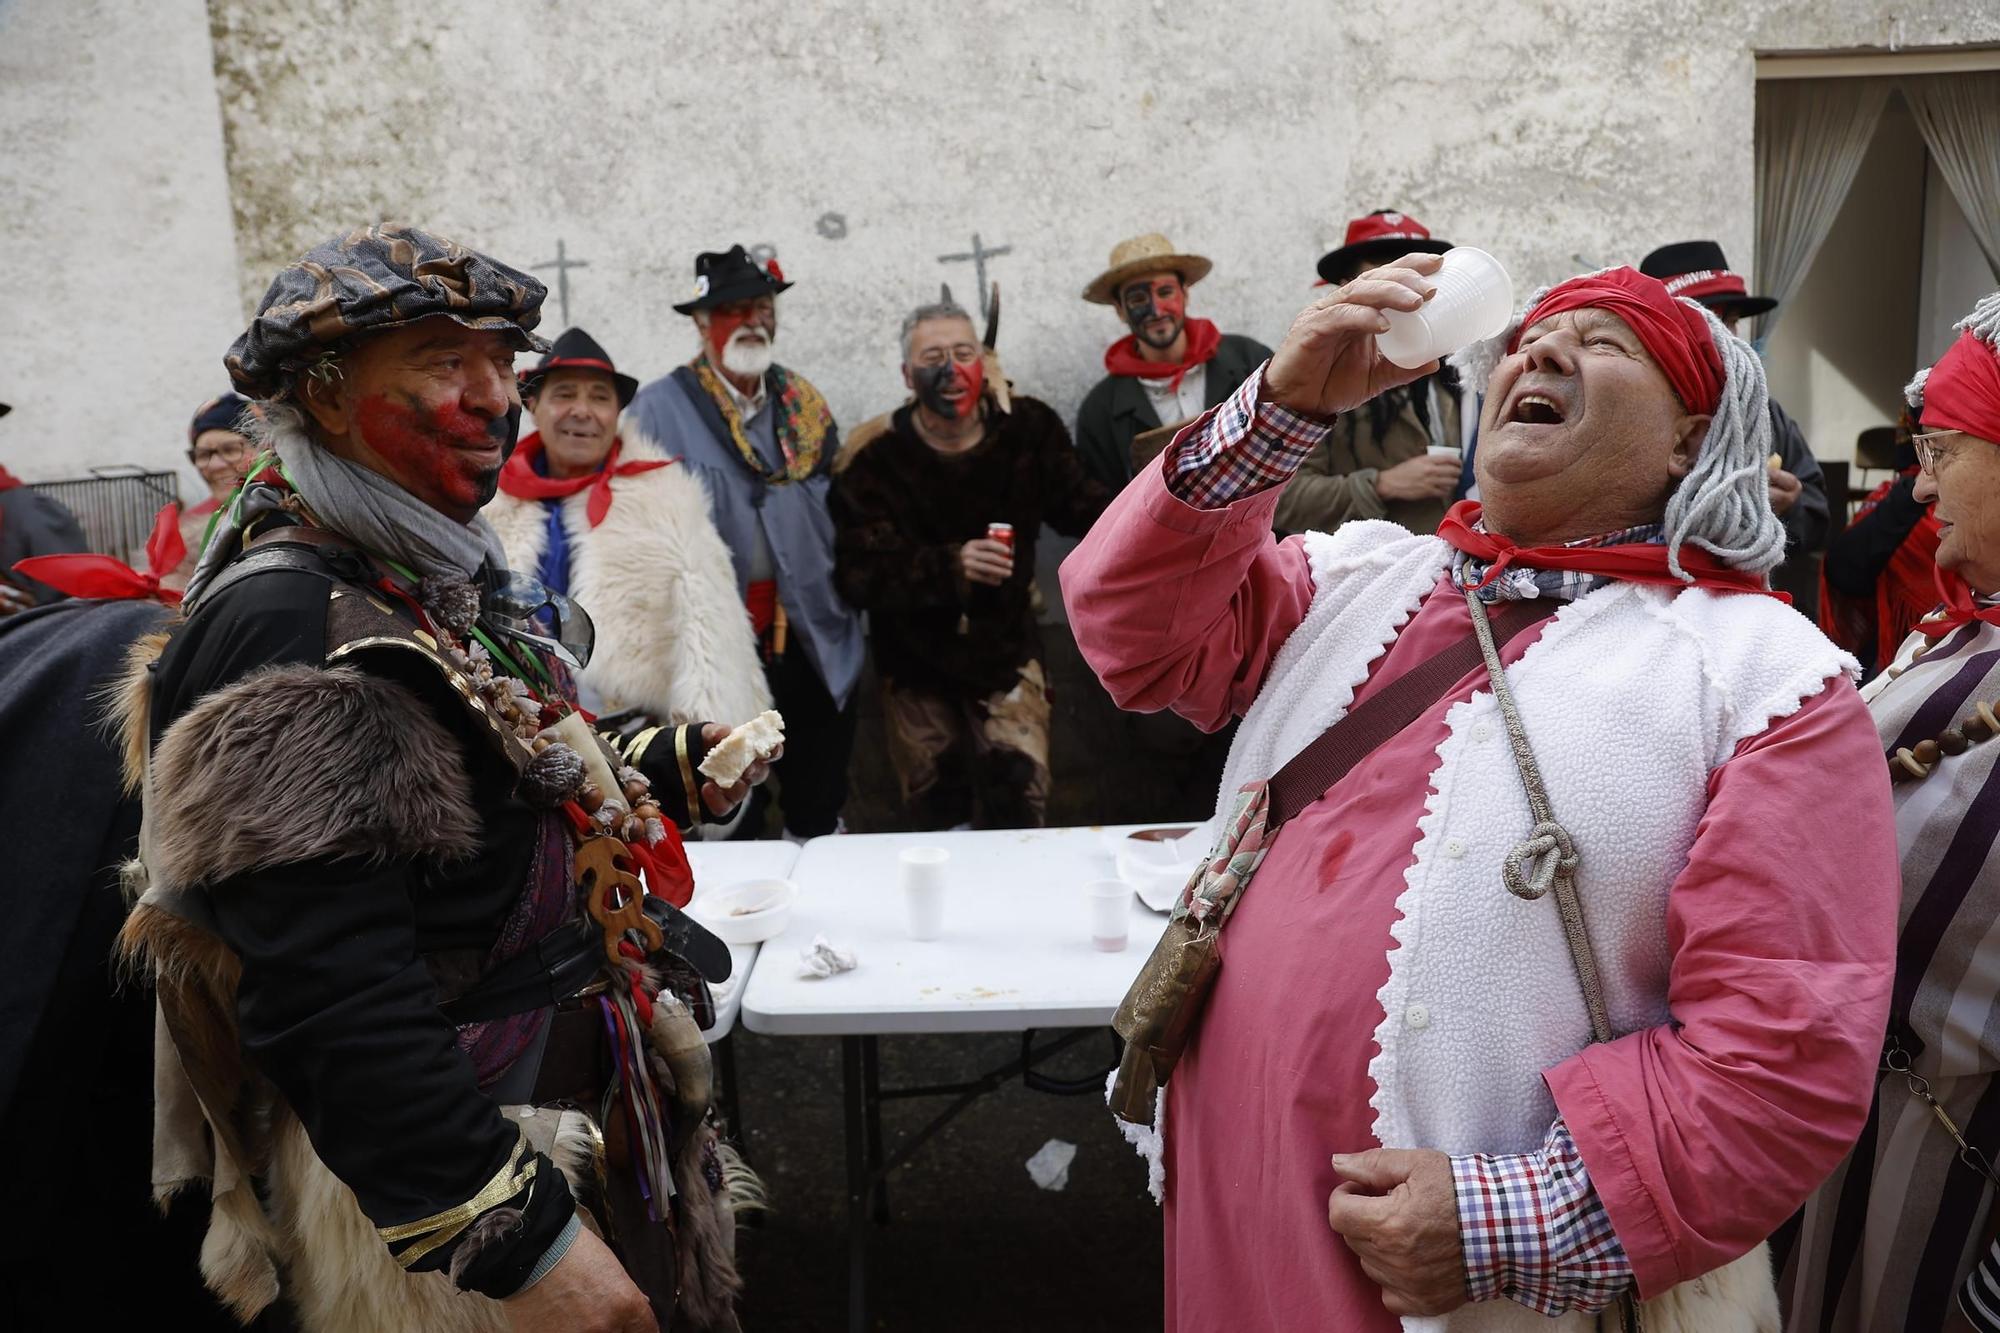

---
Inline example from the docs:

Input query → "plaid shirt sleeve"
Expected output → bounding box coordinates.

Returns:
[1451,1116,1633,1316]
[1164,363,1334,509]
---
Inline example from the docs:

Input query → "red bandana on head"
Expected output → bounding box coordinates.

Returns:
[499,435,673,528]
[1511,267,1724,417]
[1437,501,1782,599]
[1924,329,2000,445]
[1103,317,1224,392]
[13,500,185,604]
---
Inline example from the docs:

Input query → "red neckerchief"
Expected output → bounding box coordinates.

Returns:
[0,465,23,493]
[498,434,673,528]
[1437,501,1781,599]
[1102,317,1224,392]
[188,495,220,518]
[13,499,185,604]
[1915,566,2000,639]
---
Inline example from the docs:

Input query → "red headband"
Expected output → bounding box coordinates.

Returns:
[1510,267,1724,416]
[1924,329,2000,445]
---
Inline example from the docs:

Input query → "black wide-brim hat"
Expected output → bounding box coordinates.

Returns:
[672,244,793,315]
[1639,241,1777,319]
[519,327,638,407]
[1317,211,1452,285]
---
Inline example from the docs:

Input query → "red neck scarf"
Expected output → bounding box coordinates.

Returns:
[499,434,673,528]
[1924,328,2000,444]
[1437,501,1779,598]
[1513,268,1723,416]
[0,465,22,493]
[1103,317,1224,392]
[13,499,185,605]
[1916,565,2000,639]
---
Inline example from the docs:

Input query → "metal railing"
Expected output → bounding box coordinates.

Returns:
[28,468,182,565]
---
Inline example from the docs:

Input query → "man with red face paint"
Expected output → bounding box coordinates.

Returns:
[629,244,864,842]
[1074,232,1272,492]
[116,226,771,1333]
[829,298,1110,828]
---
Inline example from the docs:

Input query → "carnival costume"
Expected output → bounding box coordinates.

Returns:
[116,226,753,1332]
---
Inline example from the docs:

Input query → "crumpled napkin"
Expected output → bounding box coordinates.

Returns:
[1025,1138,1077,1191]
[797,934,858,979]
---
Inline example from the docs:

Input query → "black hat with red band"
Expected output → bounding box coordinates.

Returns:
[1639,241,1777,320]
[518,327,638,408]
[1316,210,1454,285]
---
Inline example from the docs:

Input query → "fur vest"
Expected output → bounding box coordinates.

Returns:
[484,429,771,729]
[1218,522,1849,1330]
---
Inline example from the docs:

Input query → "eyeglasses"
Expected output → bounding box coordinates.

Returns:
[913,344,981,368]
[188,437,253,468]
[1914,430,1964,476]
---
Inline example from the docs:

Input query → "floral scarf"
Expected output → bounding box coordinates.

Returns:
[686,355,832,485]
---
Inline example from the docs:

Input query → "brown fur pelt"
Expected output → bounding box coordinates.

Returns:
[103,625,173,794]
[674,1122,749,1333]
[141,661,481,891]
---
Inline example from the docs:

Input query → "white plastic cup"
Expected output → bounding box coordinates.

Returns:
[1086,878,1131,952]
[901,846,949,941]
[1425,444,1463,461]
[1376,247,1514,370]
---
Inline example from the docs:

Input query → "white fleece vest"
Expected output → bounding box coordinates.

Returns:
[1218,521,1855,1172]
[484,429,771,731]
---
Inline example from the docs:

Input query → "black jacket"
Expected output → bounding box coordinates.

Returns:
[1074,332,1271,490]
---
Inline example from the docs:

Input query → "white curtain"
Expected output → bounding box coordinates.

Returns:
[1902,71,2000,283]
[1754,78,1892,339]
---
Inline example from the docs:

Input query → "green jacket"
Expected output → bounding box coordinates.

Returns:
[1073,332,1272,490]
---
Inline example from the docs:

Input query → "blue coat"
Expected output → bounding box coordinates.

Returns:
[626,367,864,708]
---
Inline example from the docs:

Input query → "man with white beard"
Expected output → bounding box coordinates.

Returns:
[628,245,864,840]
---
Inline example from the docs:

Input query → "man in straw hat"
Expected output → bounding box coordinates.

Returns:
[1274,209,1471,538]
[116,224,773,1333]
[1074,232,1270,491]
[1062,252,1898,1328]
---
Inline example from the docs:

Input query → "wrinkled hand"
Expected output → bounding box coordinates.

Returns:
[1376,453,1462,503]
[698,721,782,817]
[504,1224,656,1332]
[1768,464,1802,517]
[1327,1148,1468,1317]
[959,537,1015,587]
[1265,253,1446,419]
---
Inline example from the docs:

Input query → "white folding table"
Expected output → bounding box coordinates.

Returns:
[740,825,1180,1331]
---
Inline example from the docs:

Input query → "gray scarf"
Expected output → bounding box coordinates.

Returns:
[273,432,509,581]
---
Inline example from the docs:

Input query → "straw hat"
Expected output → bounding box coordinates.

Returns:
[1082,233,1213,306]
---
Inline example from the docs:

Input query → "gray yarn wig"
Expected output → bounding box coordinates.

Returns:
[1450,278,1786,579]
[1906,289,2000,418]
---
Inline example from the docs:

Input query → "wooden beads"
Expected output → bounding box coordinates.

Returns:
[1940,729,1970,756]
[1913,739,1943,766]
[1891,699,2000,781]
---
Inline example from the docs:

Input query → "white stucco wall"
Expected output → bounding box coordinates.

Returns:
[5,0,1999,487]
[0,0,245,490]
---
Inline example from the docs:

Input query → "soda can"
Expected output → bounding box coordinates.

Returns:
[987,522,1014,552]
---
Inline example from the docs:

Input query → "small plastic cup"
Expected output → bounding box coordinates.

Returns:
[901,846,949,941]
[1085,878,1131,952]
[1425,444,1463,461]
[1376,247,1514,370]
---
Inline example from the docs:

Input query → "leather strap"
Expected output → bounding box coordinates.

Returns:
[1266,597,1557,828]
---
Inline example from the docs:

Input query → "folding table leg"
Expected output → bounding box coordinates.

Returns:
[715,1034,744,1147]
[862,1035,890,1224]
[842,1035,869,1333]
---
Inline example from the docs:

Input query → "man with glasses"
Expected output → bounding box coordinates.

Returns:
[168,392,259,586]
[830,297,1108,828]
[116,225,769,1333]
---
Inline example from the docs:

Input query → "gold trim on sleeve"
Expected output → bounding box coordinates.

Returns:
[623,724,666,771]
[674,725,704,826]
[378,1129,538,1269]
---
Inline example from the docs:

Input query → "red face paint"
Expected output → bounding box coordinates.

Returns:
[355,394,509,520]
[1121,278,1187,351]
[913,356,985,421]
[706,308,752,359]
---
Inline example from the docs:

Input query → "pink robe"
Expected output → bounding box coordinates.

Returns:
[1061,462,1899,1330]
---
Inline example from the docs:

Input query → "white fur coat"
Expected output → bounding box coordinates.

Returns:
[485,429,770,731]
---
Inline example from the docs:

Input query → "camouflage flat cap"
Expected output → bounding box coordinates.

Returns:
[226,223,552,399]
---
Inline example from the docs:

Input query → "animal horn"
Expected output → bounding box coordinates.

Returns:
[984,282,1001,349]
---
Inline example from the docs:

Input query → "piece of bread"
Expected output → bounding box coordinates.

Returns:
[697,710,786,786]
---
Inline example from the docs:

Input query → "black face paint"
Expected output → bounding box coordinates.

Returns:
[1122,282,1186,351]
[499,403,523,464]
[914,362,958,418]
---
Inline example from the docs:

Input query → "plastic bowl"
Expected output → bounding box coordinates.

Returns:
[692,877,798,945]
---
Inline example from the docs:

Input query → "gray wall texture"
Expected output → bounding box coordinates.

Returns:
[2,0,1999,495]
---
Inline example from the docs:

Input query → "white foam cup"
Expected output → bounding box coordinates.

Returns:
[901,846,949,941]
[1376,247,1514,370]
[1086,878,1132,952]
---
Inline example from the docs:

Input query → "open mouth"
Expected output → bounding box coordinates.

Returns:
[1507,392,1567,427]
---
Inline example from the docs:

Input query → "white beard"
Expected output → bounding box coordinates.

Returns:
[720,329,774,379]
